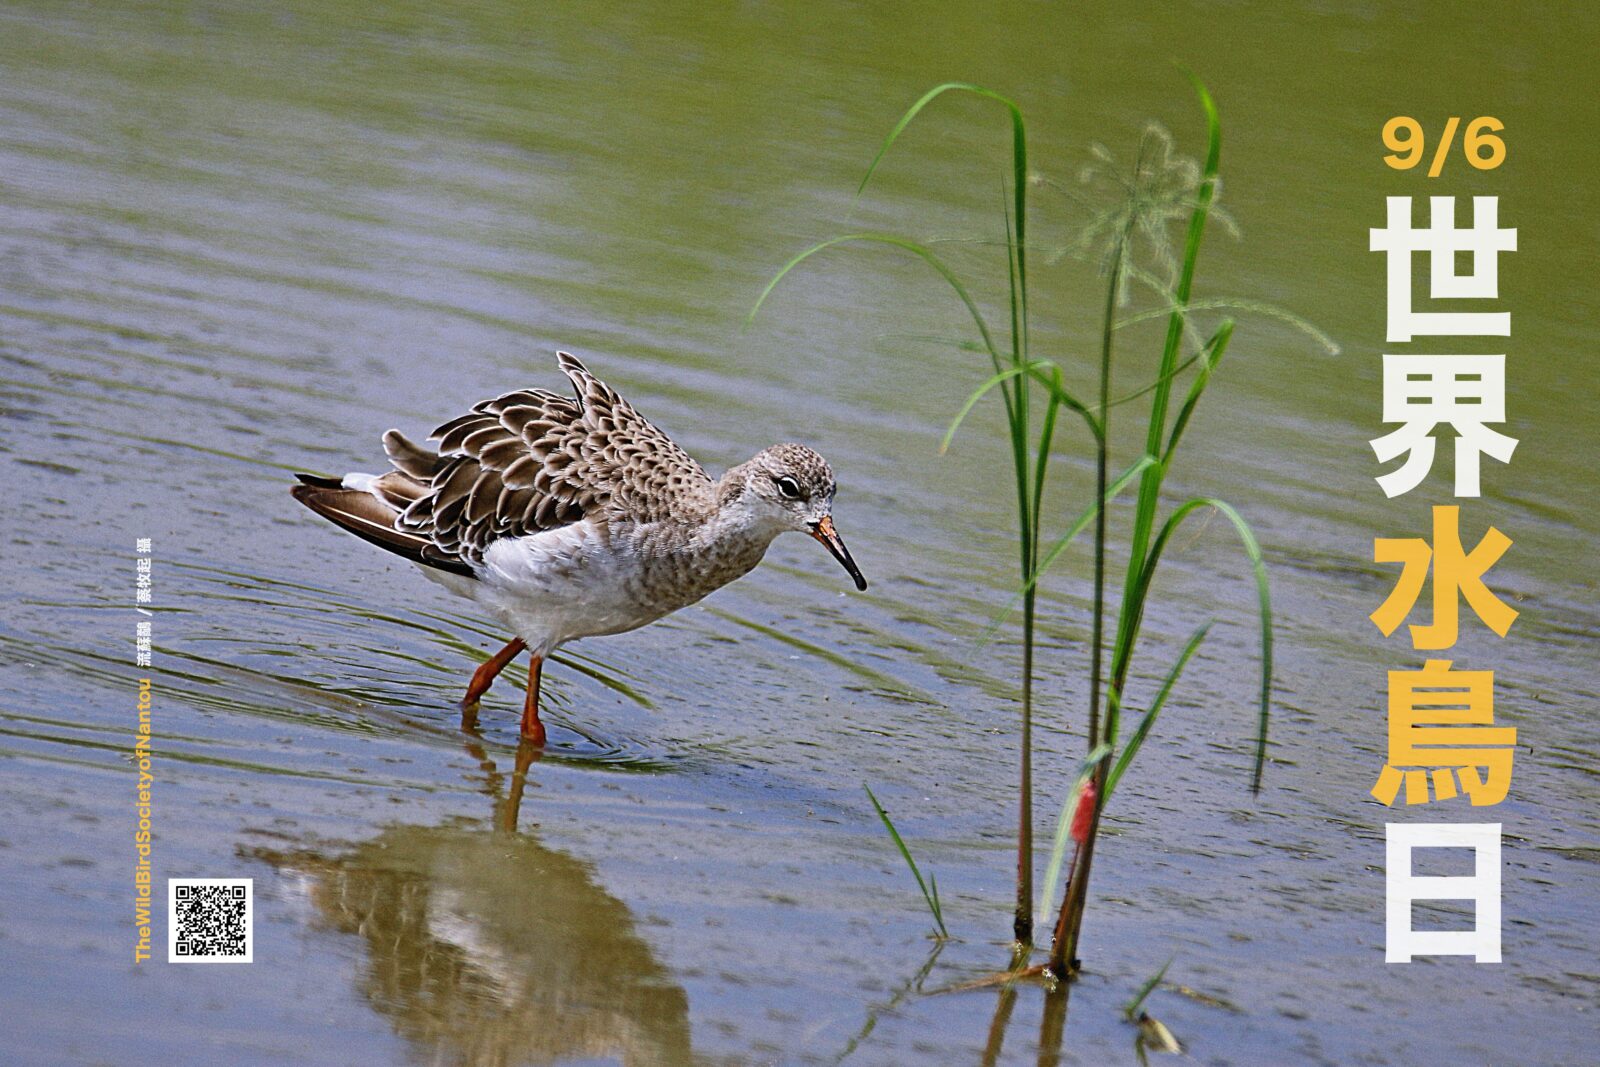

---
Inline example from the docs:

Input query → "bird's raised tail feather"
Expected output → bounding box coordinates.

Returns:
[291,474,475,578]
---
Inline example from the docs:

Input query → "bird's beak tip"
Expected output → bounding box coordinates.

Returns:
[810,515,867,593]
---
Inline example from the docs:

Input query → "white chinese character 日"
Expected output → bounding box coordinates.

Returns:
[1386,822,1501,963]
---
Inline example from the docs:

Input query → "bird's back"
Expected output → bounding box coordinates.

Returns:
[292,352,716,581]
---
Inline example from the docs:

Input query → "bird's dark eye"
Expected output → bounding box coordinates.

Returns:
[774,476,802,500]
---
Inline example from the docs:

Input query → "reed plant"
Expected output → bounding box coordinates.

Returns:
[753,77,1330,975]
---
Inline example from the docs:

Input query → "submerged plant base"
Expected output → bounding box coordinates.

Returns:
[933,955,1080,996]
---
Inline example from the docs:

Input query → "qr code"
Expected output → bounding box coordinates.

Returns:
[168,878,253,963]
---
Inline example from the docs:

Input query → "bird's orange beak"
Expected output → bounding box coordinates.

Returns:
[808,515,867,591]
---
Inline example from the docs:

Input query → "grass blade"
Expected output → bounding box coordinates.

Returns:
[1127,498,1273,791]
[1030,363,1064,519]
[1114,73,1223,683]
[1025,360,1097,422]
[865,784,949,939]
[857,83,1024,198]
[1163,320,1233,462]
[1103,623,1211,799]
[940,362,1048,453]
[1027,453,1154,594]
[854,83,1028,374]
[749,233,1005,376]
[1113,297,1339,355]
[985,453,1157,632]
[1123,955,1175,1022]
[1100,350,1206,413]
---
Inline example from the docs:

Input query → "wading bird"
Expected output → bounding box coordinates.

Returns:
[292,352,866,744]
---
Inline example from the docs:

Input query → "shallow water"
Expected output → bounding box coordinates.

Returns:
[2,2,1596,1064]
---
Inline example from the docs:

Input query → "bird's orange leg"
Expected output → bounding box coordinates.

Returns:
[461,637,527,714]
[520,652,547,746]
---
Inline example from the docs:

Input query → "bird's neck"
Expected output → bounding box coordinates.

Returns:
[688,492,783,556]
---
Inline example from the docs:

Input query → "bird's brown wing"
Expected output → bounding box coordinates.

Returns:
[393,351,710,564]
[554,351,710,522]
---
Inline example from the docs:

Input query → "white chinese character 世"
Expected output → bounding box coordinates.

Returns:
[1385,822,1501,963]
[1369,196,1516,343]
[1371,354,1517,497]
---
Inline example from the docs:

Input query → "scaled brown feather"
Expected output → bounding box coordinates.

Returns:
[295,352,714,573]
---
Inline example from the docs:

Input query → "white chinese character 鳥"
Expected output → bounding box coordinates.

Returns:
[1371,354,1517,497]
[1385,822,1501,963]
[1369,196,1516,343]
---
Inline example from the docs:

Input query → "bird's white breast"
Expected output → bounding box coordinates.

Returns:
[463,521,636,648]
[421,509,780,655]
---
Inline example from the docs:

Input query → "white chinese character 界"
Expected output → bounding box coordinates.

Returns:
[1369,196,1516,343]
[1371,354,1517,497]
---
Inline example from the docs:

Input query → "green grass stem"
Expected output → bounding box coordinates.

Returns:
[865,784,949,939]
[1123,956,1175,1022]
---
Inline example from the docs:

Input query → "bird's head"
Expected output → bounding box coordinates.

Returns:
[723,443,867,591]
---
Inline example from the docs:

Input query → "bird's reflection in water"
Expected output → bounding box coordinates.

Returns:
[253,740,693,1067]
